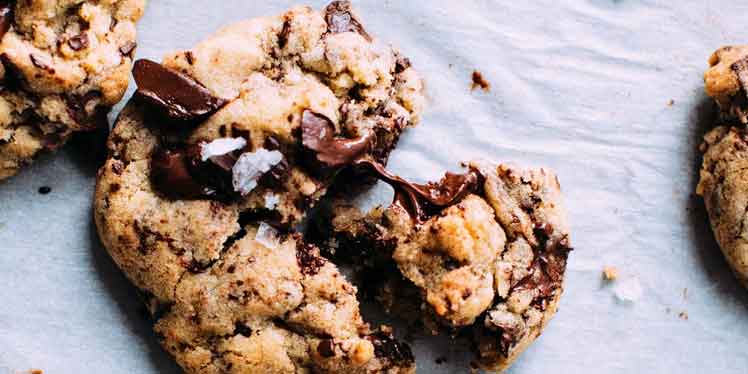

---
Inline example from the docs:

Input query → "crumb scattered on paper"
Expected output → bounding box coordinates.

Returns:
[471,70,490,91]
[602,266,619,281]
[667,99,675,107]
[682,287,688,300]
[679,311,689,321]
[613,277,643,303]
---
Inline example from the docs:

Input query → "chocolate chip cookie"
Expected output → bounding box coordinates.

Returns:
[94,2,423,372]
[699,46,748,287]
[313,160,572,371]
[0,0,145,180]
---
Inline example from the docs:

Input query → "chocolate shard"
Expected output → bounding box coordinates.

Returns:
[355,159,481,222]
[301,109,374,170]
[151,147,206,199]
[0,1,13,41]
[133,59,227,122]
[324,0,371,41]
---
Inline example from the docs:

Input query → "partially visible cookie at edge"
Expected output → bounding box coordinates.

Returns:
[699,46,748,287]
[0,0,145,180]
[312,160,573,371]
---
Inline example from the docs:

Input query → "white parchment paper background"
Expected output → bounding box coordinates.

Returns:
[2,0,748,372]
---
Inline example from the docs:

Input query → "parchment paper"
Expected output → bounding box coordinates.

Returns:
[3,0,748,372]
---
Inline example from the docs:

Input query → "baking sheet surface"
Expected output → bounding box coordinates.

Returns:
[2,0,748,372]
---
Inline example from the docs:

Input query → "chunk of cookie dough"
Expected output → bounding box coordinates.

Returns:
[95,2,422,373]
[314,160,573,371]
[0,0,145,180]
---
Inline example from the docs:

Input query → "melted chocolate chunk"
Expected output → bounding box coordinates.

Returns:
[68,33,89,51]
[301,109,374,171]
[296,242,326,276]
[119,41,137,57]
[0,1,13,41]
[368,331,414,366]
[133,59,227,122]
[317,339,336,358]
[151,147,206,199]
[258,157,289,189]
[66,91,107,129]
[324,0,371,41]
[355,159,481,222]
[510,223,572,308]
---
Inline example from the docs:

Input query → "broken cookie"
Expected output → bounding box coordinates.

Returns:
[313,160,573,371]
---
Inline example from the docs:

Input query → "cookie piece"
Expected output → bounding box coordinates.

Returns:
[314,160,572,371]
[95,2,421,373]
[704,45,748,125]
[0,0,145,180]
[697,126,748,287]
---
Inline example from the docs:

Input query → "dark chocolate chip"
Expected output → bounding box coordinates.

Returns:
[150,147,206,199]
[278,18,291,48]
[233,322,252,337]
[66,91,106,130]
[0,1,13,40]
[317,339,336,358]
[301,109,374,170]
[30,54,54,73]
[119,41,137,57]
[296,242,326,276]
[263,136,281,151]
[38,186,51,194]
[395,55,411,74]
[184,51,195,65]
[324,0,371,41]
[369,331,415,366]
[68,33,89,51]
[258,157,289,190]
[133,59,227,122]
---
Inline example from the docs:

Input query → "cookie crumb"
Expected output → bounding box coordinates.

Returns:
[613,276,643,303]
[38,186,51,195]
[471,70,490,92]
[602,266,618,281]
[435,356,447,365]
[682,287,688,300]
[667,99,675,107]
[678,311,689,321]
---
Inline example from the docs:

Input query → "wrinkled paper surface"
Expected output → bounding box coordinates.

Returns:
[2,0,748,372]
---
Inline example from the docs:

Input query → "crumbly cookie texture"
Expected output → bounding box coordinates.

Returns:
[697,126,748,287]
[315,161,572,371]
[704,45,748,125]
[0,0,145,180]
[95,2,421,373]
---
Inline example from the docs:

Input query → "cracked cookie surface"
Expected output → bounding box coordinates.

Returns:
[0,0,144,180]
[94,2,421,373]
[314,161,572,371]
